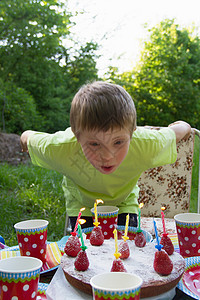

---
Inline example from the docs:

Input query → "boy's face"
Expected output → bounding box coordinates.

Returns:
[78,128,131,174]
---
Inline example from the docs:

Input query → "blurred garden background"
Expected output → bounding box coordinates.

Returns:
[0,0,200,246]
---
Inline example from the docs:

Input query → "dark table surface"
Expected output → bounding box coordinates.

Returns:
[173,288,196,300]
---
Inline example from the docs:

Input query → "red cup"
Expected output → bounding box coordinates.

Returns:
[0,256,42,300]
[14,219,48,263]
[91,206,119,239]
[174,213,200,257]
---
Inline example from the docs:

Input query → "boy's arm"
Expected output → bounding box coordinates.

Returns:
[20,130,36,153]
[168,121,191,144]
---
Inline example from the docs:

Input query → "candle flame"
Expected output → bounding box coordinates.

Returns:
[78,219,86,225]
[161,206,166,211]
[139,203,144,209]
[80,207,86,212]
[96,199,104,205]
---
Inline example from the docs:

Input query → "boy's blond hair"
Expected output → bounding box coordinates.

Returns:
[70,81,137,138]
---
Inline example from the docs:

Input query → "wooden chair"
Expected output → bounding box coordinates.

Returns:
[138,127,200,237]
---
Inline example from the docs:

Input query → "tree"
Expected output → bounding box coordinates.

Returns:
[65,42,99,90]
[0,0,99,133]
[107,19,200,128]
[0,0,71,73]
[0,0,71,113]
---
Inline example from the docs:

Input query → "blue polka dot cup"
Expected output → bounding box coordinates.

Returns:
[90,272,142,300]
[14,219,49,263]
[91,206,119,239]
[174,213,200,257]
[0,256,42,300]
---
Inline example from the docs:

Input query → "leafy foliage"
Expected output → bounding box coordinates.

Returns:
[0,0,99,134]
[0,79,41,132]
[107,19,200,128]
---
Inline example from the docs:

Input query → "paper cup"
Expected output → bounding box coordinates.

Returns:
[14,219,48,263]
[91,206,119,239]
[174,213,200,257]
[90,272,142,300]
[0,256,42,300]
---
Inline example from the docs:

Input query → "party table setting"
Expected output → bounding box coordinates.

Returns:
[1,203,200,300]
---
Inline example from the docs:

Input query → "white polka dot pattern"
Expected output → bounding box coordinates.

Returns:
[176,223,200,257]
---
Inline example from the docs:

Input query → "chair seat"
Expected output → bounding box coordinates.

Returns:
[141,217,177,238]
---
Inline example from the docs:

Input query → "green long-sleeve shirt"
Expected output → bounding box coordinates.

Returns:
[27,127,177,216]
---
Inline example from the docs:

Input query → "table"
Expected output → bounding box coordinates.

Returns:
[0,234,197,299]
[173,288,196,300]
[41,265,196,300]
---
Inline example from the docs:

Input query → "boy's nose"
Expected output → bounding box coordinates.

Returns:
[100,146,114,160]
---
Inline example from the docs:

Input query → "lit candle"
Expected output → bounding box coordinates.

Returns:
[113,229,121,259]
[153,219,163,251]
[93,199,104,227]
[72,207,86,236]
[78,223,87,251]
[122,214,129,242]
[137,203,144,232]
[161,207,167,235]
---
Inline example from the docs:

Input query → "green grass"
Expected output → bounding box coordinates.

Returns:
[0,163,66,246]
[0,136,199,247]
[190,135,200,213]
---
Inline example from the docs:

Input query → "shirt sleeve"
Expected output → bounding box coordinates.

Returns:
[27,129,77,174]
[132,127,177,170]
[150,127,177,168]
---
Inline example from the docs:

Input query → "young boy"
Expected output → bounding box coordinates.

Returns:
[20,81,191,230]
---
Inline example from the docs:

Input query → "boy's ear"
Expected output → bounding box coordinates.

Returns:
[75,132,81,142]
[72,128,80,141]
[131,127,136,137]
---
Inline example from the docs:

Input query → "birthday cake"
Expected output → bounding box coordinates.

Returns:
[61,231,185,298]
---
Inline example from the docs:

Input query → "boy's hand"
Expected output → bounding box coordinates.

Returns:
[20,130,35,153]
[168,121,191,143]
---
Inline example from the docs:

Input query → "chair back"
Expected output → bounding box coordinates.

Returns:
[138,128,200,218]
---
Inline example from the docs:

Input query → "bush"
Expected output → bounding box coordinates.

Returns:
[0,79,42,134]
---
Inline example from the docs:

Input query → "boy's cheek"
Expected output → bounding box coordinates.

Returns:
[83,148,98,163]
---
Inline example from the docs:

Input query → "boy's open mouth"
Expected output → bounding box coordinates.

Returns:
[101,166,114,173]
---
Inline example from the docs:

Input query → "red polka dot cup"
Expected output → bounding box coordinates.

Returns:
[0,256,42,300]
[14,219,48,263]
[91,206,119,239]
[90,272,143,300]
[174,213,200,257]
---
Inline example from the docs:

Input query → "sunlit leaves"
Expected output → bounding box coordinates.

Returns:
[107,19,200,128]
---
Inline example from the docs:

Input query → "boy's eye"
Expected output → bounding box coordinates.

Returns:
[89,142,100,147]
[114,140,123,145]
